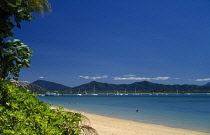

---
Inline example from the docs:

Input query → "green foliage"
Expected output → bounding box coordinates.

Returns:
[0,39,33,79]
[0,80,82,135]
[0,0,51,79]
[0,1,89,134]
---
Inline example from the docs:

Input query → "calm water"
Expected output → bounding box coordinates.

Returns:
[38,94,210,133]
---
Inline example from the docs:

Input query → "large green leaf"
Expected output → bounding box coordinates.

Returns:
[0,39,33,79]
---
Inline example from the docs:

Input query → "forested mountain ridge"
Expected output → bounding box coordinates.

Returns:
[204,82,210,86]
[33,80,70,91]
[32,80,210,94]
[69,81,210,94]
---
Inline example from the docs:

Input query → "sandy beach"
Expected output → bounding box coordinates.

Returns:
[61,108,210,135]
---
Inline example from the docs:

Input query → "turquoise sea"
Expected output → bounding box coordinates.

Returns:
[38,94,210,133]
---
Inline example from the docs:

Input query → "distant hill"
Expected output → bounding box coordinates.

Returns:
[67,81,210,94]
[204,82,210,86]
[32,80,70,91]
[71,81,116,94]
[33,80,210,94]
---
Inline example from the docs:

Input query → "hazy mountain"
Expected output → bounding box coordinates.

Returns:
[32,80,70,91]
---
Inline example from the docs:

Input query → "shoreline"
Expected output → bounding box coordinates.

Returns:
[49,93,210,95]
[53,107,210,135]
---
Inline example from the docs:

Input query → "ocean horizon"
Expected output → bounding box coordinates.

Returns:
[38,94,210,133]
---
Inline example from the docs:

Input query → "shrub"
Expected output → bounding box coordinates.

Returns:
[0,80,83,135]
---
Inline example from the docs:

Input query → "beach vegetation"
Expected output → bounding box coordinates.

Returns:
[0,80,98,135]
[0,1,98,134]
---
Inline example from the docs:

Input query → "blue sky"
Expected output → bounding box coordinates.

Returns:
[14,0,210,87]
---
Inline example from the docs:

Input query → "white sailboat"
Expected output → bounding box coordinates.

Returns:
[133,87,139,95]
[115,90,120,95]
[120,91,123,95]
[92,86,98,96]
[45,91,60,96]
[77,89,82,96]
[124,88,128,95]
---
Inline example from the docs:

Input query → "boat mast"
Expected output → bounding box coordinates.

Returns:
[93,85,95,94]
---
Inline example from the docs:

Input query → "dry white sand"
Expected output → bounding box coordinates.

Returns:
[82,112,209,135]
[54,107,210,135]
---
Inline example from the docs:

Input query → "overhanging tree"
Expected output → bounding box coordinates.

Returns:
[0,0,51,79]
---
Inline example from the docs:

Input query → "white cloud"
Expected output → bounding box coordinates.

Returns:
[79,76,90,79]
[114,76,170,81]
[153,77,170,80]
[39,77,45,79]
[195,78,210,81]
[114,77,150,81]
[79,75,108,80]
[123,74,136,77]
[91,75,108,80]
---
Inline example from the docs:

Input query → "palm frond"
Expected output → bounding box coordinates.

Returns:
[79,125,99,135]
[80,114,91,126]
[24,0,51,14]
